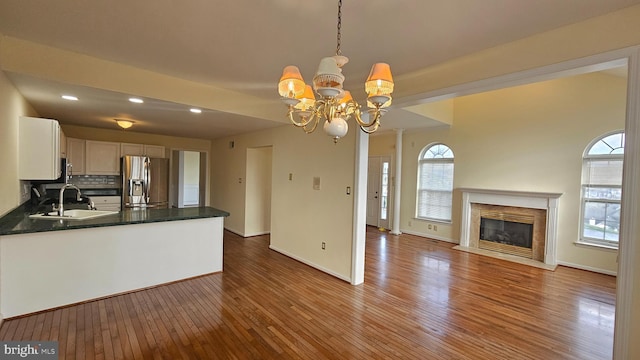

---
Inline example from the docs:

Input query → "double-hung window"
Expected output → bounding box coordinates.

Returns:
[580,131,625,248]
[416,144,454,222]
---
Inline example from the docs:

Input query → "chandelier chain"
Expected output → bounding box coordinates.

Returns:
[336,0,342,55]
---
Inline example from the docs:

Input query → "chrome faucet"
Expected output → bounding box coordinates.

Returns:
[54,184,82,216]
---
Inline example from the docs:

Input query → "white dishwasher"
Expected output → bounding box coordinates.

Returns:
[89,196,121,211]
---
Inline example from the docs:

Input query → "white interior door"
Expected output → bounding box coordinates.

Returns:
[367,156,392,228]
[367,157,382,226]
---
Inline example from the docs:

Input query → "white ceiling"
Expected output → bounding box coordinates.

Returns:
[0,0,638,139]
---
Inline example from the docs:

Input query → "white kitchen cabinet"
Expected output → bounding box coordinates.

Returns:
[59,129,67,158]
[120,143,145,156]
[85,140,121,175]
[121,143,165,158]
[144,145,165,158]
[18,116,61,180]
[66,138,86,175]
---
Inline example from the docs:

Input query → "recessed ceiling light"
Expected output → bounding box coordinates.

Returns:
[190,108,202,114]
[62,95,78,101]
[129,97,144,104]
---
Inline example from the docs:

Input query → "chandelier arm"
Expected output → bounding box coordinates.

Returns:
[287,107,314,128]
[302,116,320,134]
[353,107,383,128]
[359,119,381,134]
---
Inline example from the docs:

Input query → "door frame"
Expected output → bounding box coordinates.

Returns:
[367,155,393,229]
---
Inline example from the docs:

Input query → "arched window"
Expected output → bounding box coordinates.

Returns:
[580,131,625,248]
[416,143,454,222]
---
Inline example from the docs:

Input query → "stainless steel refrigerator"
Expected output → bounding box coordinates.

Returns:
[122,156,169,209]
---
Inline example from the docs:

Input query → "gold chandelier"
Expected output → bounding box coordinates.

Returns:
[277,0,394,143]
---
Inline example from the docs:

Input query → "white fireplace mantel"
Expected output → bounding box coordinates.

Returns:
[458,188,562,266]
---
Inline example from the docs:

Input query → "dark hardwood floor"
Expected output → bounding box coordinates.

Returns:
[0,228,616,359]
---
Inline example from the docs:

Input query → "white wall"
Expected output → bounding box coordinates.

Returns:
[211,125,357,281]
[393,71,625,274]
[0,70,37,216]
[0,53,38,325]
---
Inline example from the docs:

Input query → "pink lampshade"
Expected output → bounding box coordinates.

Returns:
[367,63,393,82]
[365,63,394,97]
[338,90,353,105]
[278,66,306,98]
[294,85,316,111]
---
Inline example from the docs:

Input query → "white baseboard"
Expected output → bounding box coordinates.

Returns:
[243,231,270,237]
[224,227,245,237]
[268,245,351,283]
[557,261,617,276]
[400,229,458,244]
[224,227,270,238]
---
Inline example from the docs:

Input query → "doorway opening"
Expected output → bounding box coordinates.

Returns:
[245,146,273,237]
[170,150,207,208]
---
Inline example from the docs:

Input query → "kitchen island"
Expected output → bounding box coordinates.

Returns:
[0,205,229,318]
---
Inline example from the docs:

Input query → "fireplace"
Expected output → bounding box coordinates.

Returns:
[480,215,533,248]
[469,204,546,261]
[457,188,562,269]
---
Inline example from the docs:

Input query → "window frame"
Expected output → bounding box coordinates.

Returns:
[415,143,454,223]
[579,131,625,249]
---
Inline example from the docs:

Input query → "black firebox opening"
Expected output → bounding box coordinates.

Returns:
[480,218,533,248]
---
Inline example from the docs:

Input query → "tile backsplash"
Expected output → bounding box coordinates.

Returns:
[70,175,120,188]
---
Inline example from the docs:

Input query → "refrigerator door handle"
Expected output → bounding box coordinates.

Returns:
[144,157,151,203]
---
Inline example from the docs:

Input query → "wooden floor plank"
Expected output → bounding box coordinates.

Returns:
[0,228,616,359]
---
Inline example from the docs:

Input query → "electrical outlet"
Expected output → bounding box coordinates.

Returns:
[289,173,293,181]
[428,224,432,230]
[434,225,438,231]
[408,220,412,227]
[322,242,326,250]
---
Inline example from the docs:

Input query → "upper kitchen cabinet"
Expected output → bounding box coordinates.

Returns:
[120,143,144,156]
[85,140,121,175]
[18,116,62,180]
[67,138,86,175]
[144,145,165,158]
[59,129,67,158]
[121,143,166,158]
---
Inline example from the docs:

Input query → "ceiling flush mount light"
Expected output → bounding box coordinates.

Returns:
[277,0,393,143]
[129,97,144,104]
[61,95,78,101]
[116,119,134,129]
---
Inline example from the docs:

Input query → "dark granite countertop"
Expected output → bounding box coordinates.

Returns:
[0,203,229,236]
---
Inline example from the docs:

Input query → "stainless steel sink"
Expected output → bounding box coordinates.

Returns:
[29,209,119,221]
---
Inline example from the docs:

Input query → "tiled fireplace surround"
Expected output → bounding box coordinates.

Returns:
[457,188,562,270]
